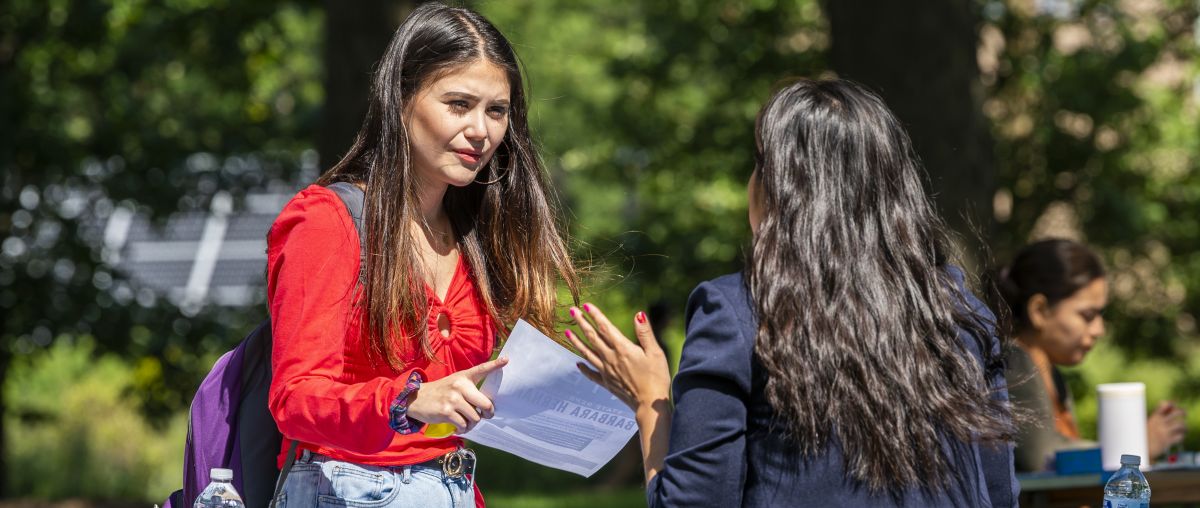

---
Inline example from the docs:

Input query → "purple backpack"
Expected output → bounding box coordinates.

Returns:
[164,183,365,508]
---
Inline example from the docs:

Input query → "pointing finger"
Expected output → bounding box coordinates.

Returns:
[462,356,509,384]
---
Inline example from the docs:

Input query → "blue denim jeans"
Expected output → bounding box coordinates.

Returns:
[277,450,476,508]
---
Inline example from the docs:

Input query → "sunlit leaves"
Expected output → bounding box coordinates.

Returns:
[985,0,1200,362]
[481,0,826,337]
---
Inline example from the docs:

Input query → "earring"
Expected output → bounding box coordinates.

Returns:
[474,157,508,185]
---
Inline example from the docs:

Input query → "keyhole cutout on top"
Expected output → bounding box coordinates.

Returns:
[437,312,452,339]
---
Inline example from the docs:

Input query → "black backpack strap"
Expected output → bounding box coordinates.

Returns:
[269,440,300,508]
[326,182,367,277]
[238,320,282,508]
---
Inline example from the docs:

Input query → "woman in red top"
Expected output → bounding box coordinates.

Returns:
[267,3,578,507]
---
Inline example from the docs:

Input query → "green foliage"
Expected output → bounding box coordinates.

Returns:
[480,0,827,352]
[4,0,1200,502]
[5,337,186,500]
[1065,339,1200,451]
[985,0,1200,359]
[488,488,646,508]
[0,0,319,422]
[984,0,1200,448]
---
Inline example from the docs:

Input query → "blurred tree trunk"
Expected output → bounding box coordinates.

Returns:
[825,0,994,267]
[320,1,420,171]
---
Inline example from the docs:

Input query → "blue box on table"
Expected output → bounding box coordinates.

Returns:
[1054,447,1102,475]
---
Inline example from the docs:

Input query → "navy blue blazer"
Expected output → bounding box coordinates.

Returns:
[645,271,1019,507]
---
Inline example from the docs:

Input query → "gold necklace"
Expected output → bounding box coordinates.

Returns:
[420,223,454,252]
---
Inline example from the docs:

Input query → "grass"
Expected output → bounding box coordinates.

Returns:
[487,488,646,508]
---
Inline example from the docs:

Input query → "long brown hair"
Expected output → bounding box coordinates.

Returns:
[747,79,1013,495]
[316,3,579,368]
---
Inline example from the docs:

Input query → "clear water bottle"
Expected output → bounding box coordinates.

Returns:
[1103,454,1151,508]
[194,468,245,508]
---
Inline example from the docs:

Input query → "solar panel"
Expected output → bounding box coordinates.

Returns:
[106,191,289,311]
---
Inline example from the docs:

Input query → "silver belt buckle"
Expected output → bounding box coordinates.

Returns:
[440,447,476,479]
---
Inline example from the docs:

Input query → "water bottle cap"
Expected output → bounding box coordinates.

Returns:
[210,468,233,481]
[1119,454,1141,466]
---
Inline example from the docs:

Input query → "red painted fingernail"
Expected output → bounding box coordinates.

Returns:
[569,307,577,317]
[564,330,573,339]
[637,311,647,324]
[583,303,592,312]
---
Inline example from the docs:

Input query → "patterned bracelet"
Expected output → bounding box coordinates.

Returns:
[388,371,425,435]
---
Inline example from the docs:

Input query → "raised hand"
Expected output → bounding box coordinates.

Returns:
[564,304,671,413]
[1147,400,1187,461]
[406,356,508,434]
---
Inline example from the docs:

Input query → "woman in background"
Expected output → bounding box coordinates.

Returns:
[566,79,1018,507]
[996,238,1186,471]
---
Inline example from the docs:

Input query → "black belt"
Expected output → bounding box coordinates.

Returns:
[413,447,476,479]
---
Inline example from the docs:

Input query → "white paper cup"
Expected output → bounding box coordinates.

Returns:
[1097,382,1148,471]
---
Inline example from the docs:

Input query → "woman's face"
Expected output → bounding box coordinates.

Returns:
[407,59,511,188]
[1030,277,1108,366]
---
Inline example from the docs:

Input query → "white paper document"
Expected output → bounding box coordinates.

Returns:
[461,320,638,477]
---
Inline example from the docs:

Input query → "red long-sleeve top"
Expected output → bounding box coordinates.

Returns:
[266,185,497,469]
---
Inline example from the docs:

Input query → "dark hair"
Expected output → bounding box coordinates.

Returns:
[317,3,579,368]
[746,79,1013,496]
[994,238,1105,333]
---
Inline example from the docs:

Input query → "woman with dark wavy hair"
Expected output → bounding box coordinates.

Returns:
[566,79,1018,506]
[267,3,578,507]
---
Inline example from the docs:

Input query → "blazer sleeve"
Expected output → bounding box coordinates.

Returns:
[981,354,1021,507]
[974,309,1021,507]
[646,280,752,508]
[949,266,1021,506]
[266,187,423,454]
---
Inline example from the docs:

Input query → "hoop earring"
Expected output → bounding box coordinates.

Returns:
[474,157,508,185]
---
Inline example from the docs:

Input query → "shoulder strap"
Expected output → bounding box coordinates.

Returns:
[268,440,299,508]
[326,182,367,276]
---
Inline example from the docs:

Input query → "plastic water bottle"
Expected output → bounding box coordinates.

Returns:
[1103,454,1151,508]
[194,468,245,508]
